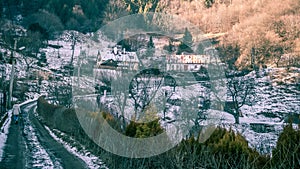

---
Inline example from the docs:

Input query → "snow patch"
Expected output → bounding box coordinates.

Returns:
[45,126,108,169]
[0,110,12,161]
[23,107,63,169]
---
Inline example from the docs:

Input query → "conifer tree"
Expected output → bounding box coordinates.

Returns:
[271,123,300,168]
[177,28,193,54]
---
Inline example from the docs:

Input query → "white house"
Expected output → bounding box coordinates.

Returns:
[96,46,139,71]
[166,54,220,72]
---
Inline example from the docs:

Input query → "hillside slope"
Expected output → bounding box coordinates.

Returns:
[161,0,300,67]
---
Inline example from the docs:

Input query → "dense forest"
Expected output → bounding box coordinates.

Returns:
[1,0,299,68]
[0,0,110,33]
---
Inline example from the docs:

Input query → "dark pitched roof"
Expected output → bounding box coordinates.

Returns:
[101,59,118,67]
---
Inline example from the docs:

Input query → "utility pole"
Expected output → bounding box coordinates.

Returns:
[70,33,76,65]
[8,39,17,108]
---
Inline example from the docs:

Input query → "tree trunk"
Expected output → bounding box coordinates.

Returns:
[233,106,240,124]
[234,113,240,124]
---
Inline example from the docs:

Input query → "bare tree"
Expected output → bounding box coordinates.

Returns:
[103,0,129,24]
[226,73,256,124]
[18,31,43,71]
[20,55,37,72]
[129,68,164,121]
[122,0,160,14]
[70,32,77,65]
[108,71,133,130]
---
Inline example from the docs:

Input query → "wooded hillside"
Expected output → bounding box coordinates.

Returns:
[162,0,300,67]
[1,0,299,67]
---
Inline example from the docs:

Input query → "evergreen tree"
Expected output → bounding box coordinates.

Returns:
[177,28,193,54]
[204,0,215,8]
[145,36,155,58]
[125,119,163,138]
[182,28,193,47]
[271,123,300,168]
[147,36,154,48]
[216,44,240,70]
[125,104,163,138]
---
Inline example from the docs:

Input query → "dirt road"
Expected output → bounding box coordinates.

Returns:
[0,102,88,169]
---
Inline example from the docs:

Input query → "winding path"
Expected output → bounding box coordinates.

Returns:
[0,102,88,169]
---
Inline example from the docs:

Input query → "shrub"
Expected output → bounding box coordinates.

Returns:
[170,127,270,169]
[271,123,300,168]
[37,96,62,120]
[37,96,82,135]
[125,119,163,138]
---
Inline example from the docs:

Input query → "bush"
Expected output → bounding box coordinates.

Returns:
[38,99,300,169]
[37,96,82,135]
[271,123,300,168]
[102,112,123,133]
[37,96,62,120]
[125,119,163,138]
[174,127,269,169]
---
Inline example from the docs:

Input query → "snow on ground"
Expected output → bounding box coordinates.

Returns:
[20,98,39,107]
[2,30,298,157]
[0,99,39,161]
[24,29,300,156]
[45,126,108,169]
[0,110,12,161]
[219,68,299,154]
[235,124,283,154]
[46,31,107,70]
[22,103,63,169]
[241,69,300,120]
[73,33,299,155]
[96,67,299,154]
[24,124,62,168]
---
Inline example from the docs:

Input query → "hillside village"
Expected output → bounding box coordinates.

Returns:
[96,32,222,71]
[0,0,299,168]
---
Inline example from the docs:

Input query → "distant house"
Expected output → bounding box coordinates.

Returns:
[166,54,219,72]
[96,47,139,70]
